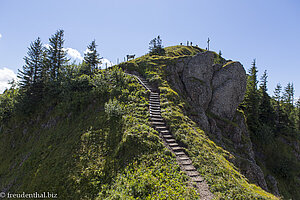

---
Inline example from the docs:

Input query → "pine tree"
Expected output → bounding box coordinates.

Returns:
[149,35,165,56]
[296,98,300,131]
[273,83,288,134]
[18,37,45,90]
[282,83,296,130]
[273,83,282,120]
[47,29,69,81]
[282,83,295,117]
[258,70,274,126]
[83,40,100,74]
[243,59,260,132]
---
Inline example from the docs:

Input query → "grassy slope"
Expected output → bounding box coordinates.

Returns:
[0,46,278,199]
[0,68,198,199]
[119,45,278,199]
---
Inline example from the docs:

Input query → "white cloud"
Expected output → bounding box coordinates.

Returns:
[0,33,2,39]
[41,45,113,68]
[0,67,17,93]
[44,44,83,64]
[64,47,83,63]
[99,58,114,69]
[43,44,50,49]
[84,48,92,55]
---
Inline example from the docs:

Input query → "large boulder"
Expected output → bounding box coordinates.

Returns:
[209,61,247,120]
[165,50,274,195]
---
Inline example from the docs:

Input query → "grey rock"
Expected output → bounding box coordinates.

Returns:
[182,52,214,111]
[266,175,280,196]
[209,61,246,120]
[165,51,273,195]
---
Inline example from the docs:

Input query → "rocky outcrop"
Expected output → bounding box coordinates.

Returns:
[165,51,272,193]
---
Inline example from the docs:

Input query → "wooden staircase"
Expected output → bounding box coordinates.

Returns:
[130,74,213,199]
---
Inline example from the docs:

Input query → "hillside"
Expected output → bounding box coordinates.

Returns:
[0,45,283,199]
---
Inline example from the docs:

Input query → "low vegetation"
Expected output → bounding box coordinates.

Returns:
[1,32,297,199]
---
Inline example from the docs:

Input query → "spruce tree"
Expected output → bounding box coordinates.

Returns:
[149,35,165,56]
[273,83,282,121]
[47,29,69,81]
[259,70,274,126]
[18,37,45,90]
[282,83,296,130]
[296,98,300,131]
[244,59,260,132]
[83,40,100,74]
[283,83,294,108]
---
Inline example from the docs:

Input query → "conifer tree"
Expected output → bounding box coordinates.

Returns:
[149,35,165,56]
[244,59,260,132]
[258,70,274,126]
[282,83,296,129]
[296,98,300,131]
[18,37,45,90]
[273,83,282,119]
[83,40,100,74]
[283,83,294,107]
[273,83,288,133]
[47,29,69,81]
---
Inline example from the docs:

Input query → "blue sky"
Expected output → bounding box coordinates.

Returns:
[0,0,299,98]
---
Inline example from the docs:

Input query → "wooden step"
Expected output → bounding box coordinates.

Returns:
[191,177,204,182]
[162,134,173,139]
[174,151,185,156]
[179,159,192,165]
[150,110,160,112]
[176,155,189,160]
[150,101,160,104]
[166,139,176,143]
[182,165,196,171]
[169,143,179,147]
[150,103,160,107]
[149,98,160,101]
[150,106,160,110]
[185,171,199,177]
[150,112,161,116]
[156,126,168,130]
[150,114,161,118]
[150,110,161,113]
[151,117,163,122]
[150,101,160,103]
[160,130,170,134]
[149,106,160,109]
[150,105,160,108]
[171,146,183,151]
[151,121,165,126]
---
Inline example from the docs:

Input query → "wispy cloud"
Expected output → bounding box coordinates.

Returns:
[0,33,2,39]
[0,67,17,93]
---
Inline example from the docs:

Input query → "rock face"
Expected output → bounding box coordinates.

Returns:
[209,61,247,120]
[166,51,271,193]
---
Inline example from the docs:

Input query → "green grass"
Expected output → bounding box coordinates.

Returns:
[118,45,279,199]
[0,67,199,199]
[0,45,281,199]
